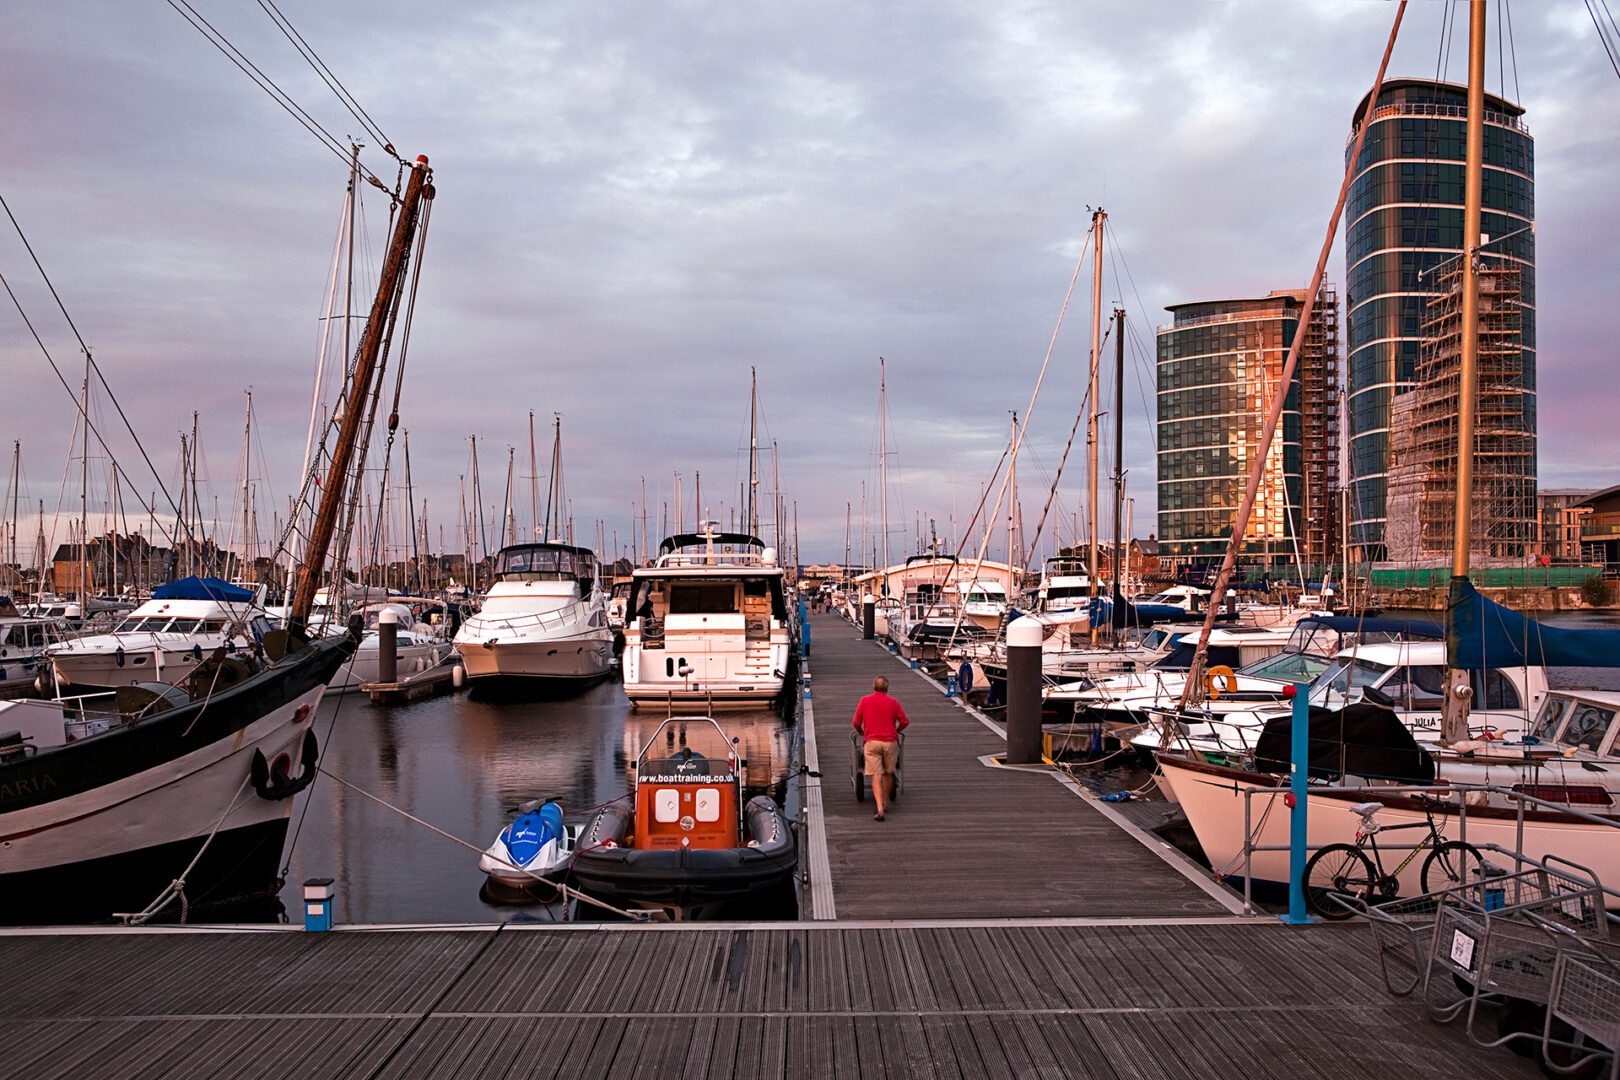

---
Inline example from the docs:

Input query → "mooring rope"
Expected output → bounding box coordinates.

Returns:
[315,766,653,922]
[117,771,255,926]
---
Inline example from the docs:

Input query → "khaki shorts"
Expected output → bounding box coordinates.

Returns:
[863,738,898,776]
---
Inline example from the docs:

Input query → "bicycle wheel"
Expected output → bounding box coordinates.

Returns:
[1302,843,1378,920]
[1420,840,1484,894]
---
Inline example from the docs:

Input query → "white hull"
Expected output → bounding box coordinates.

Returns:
[1156,754,1620,907]
[458,631,613,682]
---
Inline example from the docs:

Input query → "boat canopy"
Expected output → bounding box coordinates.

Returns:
[1253,701,1436,784]
[152,576,255,603]
[658,532,764,557]
[1293,614,1444,638]
[494,543,597,577]
[1449,575,1620,669]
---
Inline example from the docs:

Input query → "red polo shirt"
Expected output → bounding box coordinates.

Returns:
[852,691,910,742]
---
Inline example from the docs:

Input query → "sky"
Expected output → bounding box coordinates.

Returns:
[3,0,1618,572]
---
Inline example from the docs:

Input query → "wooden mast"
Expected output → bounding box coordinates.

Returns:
[290,155,432,628]
[1111,306,1126,636]
[1440,0,1488,747]
[1175,4,1405,712]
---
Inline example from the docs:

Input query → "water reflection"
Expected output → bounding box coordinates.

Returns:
[278,678,797,924]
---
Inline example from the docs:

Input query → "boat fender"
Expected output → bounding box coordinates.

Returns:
[192,643,203,662]
[116,645,126,668]
[251,728,320,801]
[1204,665,1236,699]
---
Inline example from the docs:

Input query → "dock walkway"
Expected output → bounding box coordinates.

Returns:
[0,922,1540,1079]
[803,612,1232,920]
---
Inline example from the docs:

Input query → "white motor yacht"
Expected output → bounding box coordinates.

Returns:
[453,543,613,690]
[43,577,273,692]
[621,525,794,708]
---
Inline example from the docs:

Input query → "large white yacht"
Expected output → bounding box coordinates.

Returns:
[621,525,795,708]
[43,577,274,692]
[453,543,613,691]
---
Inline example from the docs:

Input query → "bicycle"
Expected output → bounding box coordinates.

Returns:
[1302,795,1485,920]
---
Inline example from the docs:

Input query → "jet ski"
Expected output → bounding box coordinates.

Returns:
[478,799,578,889]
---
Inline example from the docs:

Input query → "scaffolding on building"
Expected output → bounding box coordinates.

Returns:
[1386,256,1535,563]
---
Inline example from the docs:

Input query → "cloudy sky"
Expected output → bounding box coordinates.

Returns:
[3,0,1618,571]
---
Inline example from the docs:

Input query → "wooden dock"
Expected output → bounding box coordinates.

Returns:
[362,660,465,704]
[800,611,1237,920]
[0,921,1540,1078]
[0,610,1544,1077]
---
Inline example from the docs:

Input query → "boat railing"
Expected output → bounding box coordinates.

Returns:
[653,551,772,569]
[465,599,589,635]
[1232,781,1620,917]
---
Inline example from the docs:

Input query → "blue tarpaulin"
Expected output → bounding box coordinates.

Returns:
[1448,575,1620,669]
[152,576,256,604]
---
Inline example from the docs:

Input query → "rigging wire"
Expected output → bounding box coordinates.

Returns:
[253,0,399,159]
[161,0,394,191]
[1586,0,1620,78]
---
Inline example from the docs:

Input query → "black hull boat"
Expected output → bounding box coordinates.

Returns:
[0,635,353,924]
[571,795,795,914]
[568,716,797,917]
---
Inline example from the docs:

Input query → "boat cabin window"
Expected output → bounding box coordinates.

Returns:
[1531,696,1571,740]
[1379,665,1447,709]
[1559,703,1614,752]
[1466,668,1521,712]
[1241,651,1331,683]
[1313,658,1392,696]
[669,583,738,615]
[496,547,594,580]
[742,578,770,599]
[121,617,173,633]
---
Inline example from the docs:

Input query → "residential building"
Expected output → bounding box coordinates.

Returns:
[1344,77,1535,561]
[1156,289,1340,568]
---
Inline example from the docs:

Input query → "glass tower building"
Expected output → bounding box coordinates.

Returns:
[1344,78,1535,561]
[1156,290,1340,568]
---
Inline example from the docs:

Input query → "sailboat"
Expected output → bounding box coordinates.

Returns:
[0,155,435,923]
[1156,3,1620,905]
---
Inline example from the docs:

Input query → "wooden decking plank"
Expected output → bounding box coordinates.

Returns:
[700,1016,743,1080]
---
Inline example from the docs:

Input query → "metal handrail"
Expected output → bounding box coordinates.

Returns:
[1346,99,1531,143]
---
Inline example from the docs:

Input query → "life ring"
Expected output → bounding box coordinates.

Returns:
[1205,665,1237,699]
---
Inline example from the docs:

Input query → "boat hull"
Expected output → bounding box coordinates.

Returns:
[570,797,797,914]
[0,637,349,923]
[1156,753,1620,908]
[458,634,613,684]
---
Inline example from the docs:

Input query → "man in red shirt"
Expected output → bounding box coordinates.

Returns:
[852,675,909,821]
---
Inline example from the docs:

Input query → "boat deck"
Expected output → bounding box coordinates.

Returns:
[0,921,1539,1078]
[801,611,1234,920]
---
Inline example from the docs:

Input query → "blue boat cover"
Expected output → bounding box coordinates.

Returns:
[1448,576,1620,669]
[1087,597,1185,629]
[1294,614,1444,639]
[152,576,256,603]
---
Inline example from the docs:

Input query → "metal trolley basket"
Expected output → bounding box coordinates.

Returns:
[1421,858,1610,1050]
[851,730,903,803]
[1331,885,1474,997]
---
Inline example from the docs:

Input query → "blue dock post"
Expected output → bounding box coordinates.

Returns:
[799,597,811,659]
[304,878,335,932]
[1281,683,1313,924]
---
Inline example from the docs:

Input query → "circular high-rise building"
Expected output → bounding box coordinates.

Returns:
[1343,78,1535,561]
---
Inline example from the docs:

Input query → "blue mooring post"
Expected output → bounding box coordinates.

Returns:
[1281,682,1313,924]
[798,597,811,658]
[304,878,335,932]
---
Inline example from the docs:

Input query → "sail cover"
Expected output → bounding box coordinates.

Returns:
[152,576,256,604]
[1448,576,1620,669]
[1253,701,1436,784]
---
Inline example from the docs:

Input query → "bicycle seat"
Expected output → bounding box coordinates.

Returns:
[1349,802,1383,818]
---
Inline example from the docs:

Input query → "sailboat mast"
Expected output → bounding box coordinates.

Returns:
[79,361,90,601]
[1441,0,1488,746]
[240,390,253,580]
[9,441,19,577]
[1112,307,1126,629]
[291,155,433,626]
[549,414,562,543]
[528,410,539,541]
[879,358,890,574]
[1008,412,1018,568]
[748,367,759,537]
[1087,210,1105,615]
